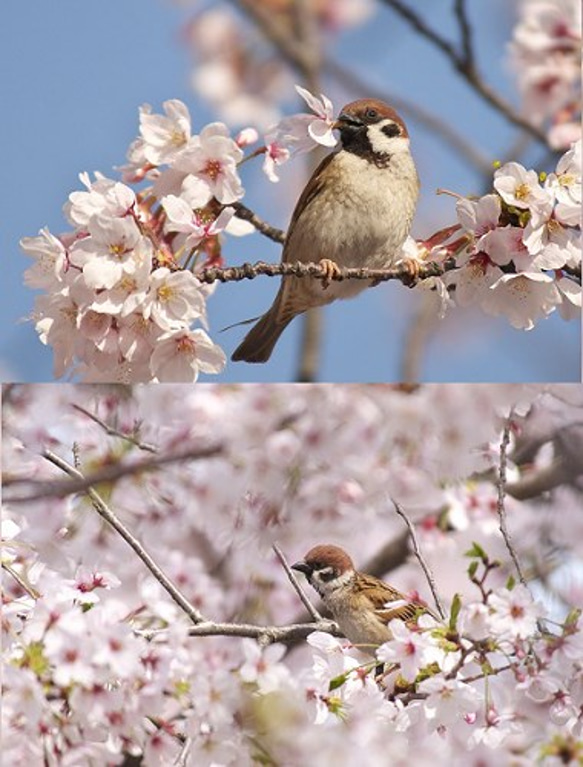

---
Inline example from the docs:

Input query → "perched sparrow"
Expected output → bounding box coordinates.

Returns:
[292,544,434,655]
[232,98,420,363]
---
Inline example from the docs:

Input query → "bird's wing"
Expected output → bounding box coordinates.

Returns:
[359,573,431,625]
[282,151,337,263]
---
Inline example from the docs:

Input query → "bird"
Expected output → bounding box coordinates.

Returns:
[231,98,420,363]
[292,544,435,655]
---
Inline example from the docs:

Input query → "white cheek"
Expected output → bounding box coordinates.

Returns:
[367,124,410,156]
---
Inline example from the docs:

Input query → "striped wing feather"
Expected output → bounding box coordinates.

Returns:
[358,573,430,625]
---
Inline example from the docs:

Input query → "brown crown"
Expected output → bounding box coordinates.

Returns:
[302,544,355,573]
[338,98,407,136]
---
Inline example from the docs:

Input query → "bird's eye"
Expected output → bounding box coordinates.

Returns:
[365,107,378,120]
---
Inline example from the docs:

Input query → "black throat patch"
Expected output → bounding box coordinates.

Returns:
[339,126,392,168]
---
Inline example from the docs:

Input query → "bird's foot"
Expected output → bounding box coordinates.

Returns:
[318,258,342,289]
[398,258,422,287]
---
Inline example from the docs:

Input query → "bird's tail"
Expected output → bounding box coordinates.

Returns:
[231,304,292,363]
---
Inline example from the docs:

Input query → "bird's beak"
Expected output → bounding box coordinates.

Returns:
[291,560,312,576]
[333,112,364,131]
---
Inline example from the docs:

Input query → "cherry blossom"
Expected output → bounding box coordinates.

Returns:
[3,383,583,764]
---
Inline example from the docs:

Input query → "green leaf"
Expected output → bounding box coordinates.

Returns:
[505,575,516,591]
[449,593,462,631]
[465,542,487,562]
[328,672,349,692]
[564,608,582,629]
[467,560,479,579]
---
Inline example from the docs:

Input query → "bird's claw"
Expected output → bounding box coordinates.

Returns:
[319,258,342,289]
[399,258,422,287]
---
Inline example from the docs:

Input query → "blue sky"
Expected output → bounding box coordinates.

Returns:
[1,0,579,382]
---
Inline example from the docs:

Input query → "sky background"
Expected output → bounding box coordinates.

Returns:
[1,0,580,383]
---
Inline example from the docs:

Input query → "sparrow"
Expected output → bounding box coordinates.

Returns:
[292,544,434,655]
[231,98,419,363]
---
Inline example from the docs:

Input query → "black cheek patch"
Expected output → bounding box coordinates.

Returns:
[381,123,401,139]
[319,568,338,582]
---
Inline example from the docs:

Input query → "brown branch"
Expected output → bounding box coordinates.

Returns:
[400,292,439,383]
[380,0,549,145]
[43,450,206,625]
[4,443,224,504]
[198,258,457,286]
[71,403,157,453]
[273,543,323,621]
[392,499,446,619]
[496,419,528,587]
[232,202,285,244]
[454,0,474,69]
[228,0,310,73]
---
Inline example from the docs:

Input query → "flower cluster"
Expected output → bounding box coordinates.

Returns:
[509,0,582,149]
[417,142,581,329]
[3,383,583,764]
[21,90,338,382]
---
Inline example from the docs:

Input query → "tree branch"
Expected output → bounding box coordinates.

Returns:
[454,0,474,69]
[5,444,224,504]
[198,258,456,286]
[42,449,207,625]
[71,403,157,453]
[232,202,285,244]
[380,0,549,145]
[496,419,528,587]
[391,498,446,619]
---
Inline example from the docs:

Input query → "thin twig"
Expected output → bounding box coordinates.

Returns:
[273,543,323,621]
[380,0,549,145]
[391,498,446,619]
[2,562,41,600]
[71,403,157,453]
[42,450,206,625]
[5,443,224,504]
[496,419,528,587]
[454,0,474,69]
[232,202,285,244]
[198,258,457,286]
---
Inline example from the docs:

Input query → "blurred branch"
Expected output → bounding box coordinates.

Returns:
[198,258,457,286]
[71,403,157,453]
[5,443,224,504]
[454,0,474,69]
[325,58,492,175]
[380,0,549,145]
[400,292,439,383]
[229,0,310,72]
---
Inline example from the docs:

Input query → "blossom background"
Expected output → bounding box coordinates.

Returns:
[1,0,580,383]
[3,383,583,764]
